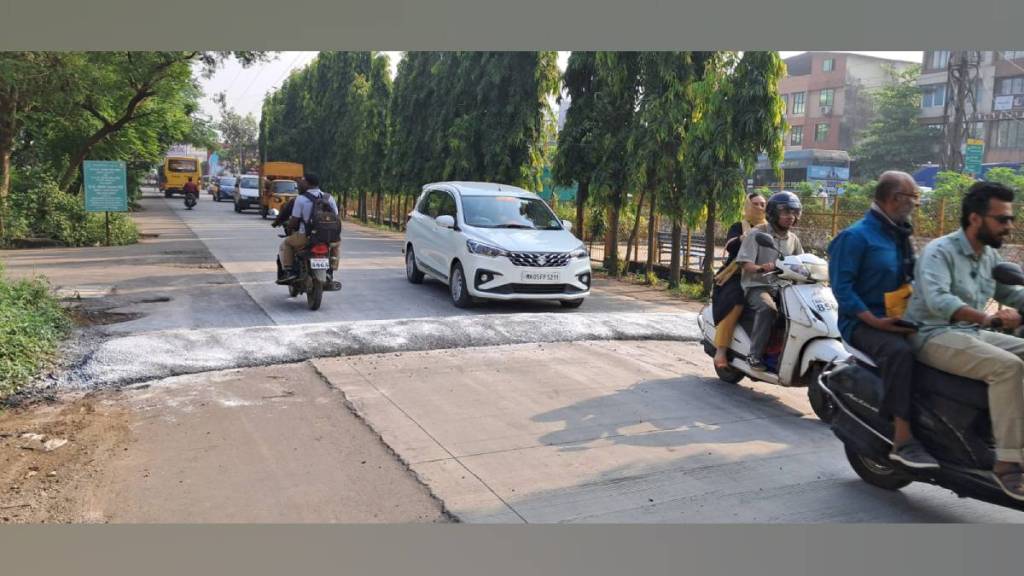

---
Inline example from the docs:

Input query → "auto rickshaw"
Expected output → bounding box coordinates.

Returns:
[258,161,304,219]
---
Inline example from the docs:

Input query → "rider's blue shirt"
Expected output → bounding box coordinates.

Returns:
[828,210,907,342]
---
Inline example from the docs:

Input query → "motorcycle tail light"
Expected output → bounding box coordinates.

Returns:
[311,244,329,256]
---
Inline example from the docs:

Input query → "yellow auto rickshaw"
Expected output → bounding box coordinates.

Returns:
[258,161,304,220]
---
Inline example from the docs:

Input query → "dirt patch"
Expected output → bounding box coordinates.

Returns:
[67,306,144,327]
[0,393,131,523]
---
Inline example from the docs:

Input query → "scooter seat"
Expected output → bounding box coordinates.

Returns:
[914,362,989,411]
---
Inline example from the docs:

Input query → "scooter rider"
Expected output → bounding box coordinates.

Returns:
[828,171,938,469]
[903,181,1024,500]
[734,191,805,371]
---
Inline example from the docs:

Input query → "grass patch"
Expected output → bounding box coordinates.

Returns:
[668,281,709,302]
[0,264,71,397]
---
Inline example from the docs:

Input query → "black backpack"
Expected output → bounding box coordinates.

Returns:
[302,191,341,244]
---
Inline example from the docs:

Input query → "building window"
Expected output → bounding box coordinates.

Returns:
[822,58,835,72]
[815,123,830,142]
[930,50,950,70]
[792,92,806,115]
[922,84,947,108]
[791,126,803,145]
[926,123,944,135]
[997,76,1024,96]
[994,120,1024,149]
[819,88,834,107]
[1002,51,1024,61]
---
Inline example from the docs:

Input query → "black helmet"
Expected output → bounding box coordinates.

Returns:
[766,191,802,227]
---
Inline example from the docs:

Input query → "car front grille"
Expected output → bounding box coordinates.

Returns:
[507,252,572,268]
[481,284,586,295]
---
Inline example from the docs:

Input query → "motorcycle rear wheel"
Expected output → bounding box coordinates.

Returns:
[307,279,323,310]
[844,445,913,491]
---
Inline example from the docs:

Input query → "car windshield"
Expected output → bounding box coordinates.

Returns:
[239,177,259,189]
[219,177,236,186]
[272,180,298,193]
[461,195,562,230]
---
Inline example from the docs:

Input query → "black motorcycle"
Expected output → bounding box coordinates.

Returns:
[275,233,341,311]
[819,261,1024,512]
[184,191,197,210]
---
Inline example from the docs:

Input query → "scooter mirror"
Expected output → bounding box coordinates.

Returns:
[754,232,777,249]
[993,262,1024,286]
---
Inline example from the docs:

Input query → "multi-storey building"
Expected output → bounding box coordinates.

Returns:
[919,50,1024,164]
[780,52,916,153]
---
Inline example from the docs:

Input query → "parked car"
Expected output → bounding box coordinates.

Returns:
[404,181,591,308]
[233,174,262,213]
[211,176,238,202]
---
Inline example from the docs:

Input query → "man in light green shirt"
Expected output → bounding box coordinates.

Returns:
[903,181,1024,500]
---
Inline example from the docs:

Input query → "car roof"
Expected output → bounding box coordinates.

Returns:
[423,181,539,199]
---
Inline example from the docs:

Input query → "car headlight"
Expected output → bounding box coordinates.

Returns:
[466,240,508,258]
[569,244,588,259]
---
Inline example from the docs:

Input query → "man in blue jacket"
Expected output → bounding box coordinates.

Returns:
[828,171,938,469]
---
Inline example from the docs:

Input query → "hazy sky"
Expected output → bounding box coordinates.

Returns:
[198,51,924,123]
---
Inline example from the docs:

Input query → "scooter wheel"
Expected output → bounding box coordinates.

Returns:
[714,364,744,384]
[844,445,913,491]
[804,365,836,423]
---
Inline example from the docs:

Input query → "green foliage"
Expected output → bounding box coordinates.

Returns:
[930,171,976,203]
[984,167,1024,192]
[0,264,71,396]
[851,65,940,180]
[3,177,137,246]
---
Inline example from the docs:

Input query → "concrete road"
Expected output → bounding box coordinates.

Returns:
[313,340,1024,523]
[173,193,684,324]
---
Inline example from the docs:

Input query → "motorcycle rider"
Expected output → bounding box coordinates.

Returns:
[828,171,938,469]
[734,191,805,371]
[182,177,199,204]
[275,172,340,285]
[903,181,1024,499]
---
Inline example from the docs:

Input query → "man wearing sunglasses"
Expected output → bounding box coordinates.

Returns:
[904,181,1024,500]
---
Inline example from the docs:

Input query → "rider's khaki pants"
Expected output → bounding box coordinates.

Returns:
[279,233,341,270]
[916,329,1024,463]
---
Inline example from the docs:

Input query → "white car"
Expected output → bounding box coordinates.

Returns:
[404,182,592,308]
[233,174,261,213]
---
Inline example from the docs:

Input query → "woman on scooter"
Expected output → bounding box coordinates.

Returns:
[711,192,767,369]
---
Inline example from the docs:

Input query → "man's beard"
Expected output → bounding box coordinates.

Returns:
[979,222,1008,249]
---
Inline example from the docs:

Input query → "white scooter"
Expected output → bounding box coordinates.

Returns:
[696,232,850,422]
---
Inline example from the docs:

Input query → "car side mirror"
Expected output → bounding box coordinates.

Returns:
[562,220,573,232]
[436,215,456,229]
[993,262,1024,286]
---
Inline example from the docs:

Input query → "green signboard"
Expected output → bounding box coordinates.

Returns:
[964,139,985,176]
[84,160,128,212]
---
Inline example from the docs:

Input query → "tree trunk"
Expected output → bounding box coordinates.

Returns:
[669,220,682,289]
[376,191,383,225]
[575,179,590,241]
[702,198,718,295]
[646,188,657,279]
[0,91,15,238]
[606,201,622,277]
[624,188,647,274]
[342,191,349,219]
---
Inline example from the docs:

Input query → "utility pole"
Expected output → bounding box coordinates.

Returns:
[940,51,982,172]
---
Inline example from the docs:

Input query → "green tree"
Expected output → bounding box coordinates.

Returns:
[684,51,787,293]
[851,65,940,181]
[214,94,259,175]
[554,52,600,239]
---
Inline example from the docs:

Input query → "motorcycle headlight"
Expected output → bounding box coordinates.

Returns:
[466,240,508,258]
[569,244,589,259]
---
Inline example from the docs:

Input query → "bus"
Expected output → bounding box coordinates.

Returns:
[159,156,202,197]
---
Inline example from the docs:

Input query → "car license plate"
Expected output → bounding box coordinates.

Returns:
[521,271,560,283]
[310,258,330,270]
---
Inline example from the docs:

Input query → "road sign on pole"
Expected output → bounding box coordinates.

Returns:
[964,139,985,176]
[84,161,128,213]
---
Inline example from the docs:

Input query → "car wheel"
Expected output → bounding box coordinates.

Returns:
[450,262,473,308]
[405,246,425,284]
[560,299,584,309]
